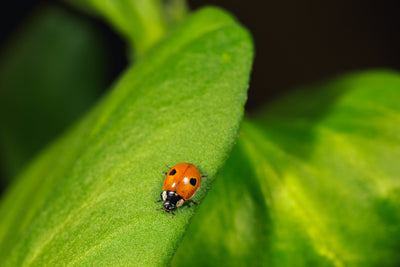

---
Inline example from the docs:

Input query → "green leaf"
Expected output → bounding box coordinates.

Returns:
[0,5,113,183]
[0,7,253,266]
[66,0,189,57]
[172,70,400,266]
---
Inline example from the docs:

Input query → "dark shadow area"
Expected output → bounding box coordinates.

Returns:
[0,1,127,194]
[188,0,400,111]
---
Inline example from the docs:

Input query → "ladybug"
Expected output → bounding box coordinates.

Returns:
[156,163,205,216]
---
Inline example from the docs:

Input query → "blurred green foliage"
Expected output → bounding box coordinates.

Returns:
[173,71,400,266]
[66,0,188,58]
[0,0,399,266]
[0,5,114,183]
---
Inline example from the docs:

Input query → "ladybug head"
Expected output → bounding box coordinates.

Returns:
[159,191,185,212]
[163,201,175,211]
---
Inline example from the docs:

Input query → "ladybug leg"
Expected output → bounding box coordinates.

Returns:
[169,210,175,218]
[166,165,172,169]
[201,174,208,178]
[163,165,172,174]
[156,207,175,218]
[187,199,198,207]
[155,199,162,203]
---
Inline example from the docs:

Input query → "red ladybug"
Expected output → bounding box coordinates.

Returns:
[156,163,205,216]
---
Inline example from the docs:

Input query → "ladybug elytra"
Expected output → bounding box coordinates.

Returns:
[156,163,205,216]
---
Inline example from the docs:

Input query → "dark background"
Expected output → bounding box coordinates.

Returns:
[1,0,400,108]
[188,0,400,109]
[1,0,400,191]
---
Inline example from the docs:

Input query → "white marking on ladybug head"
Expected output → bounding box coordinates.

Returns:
[161,191,167,201]
[176,199,185,207]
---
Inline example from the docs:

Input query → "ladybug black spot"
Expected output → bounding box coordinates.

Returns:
[190,178,197,186]
[169,169,176,175]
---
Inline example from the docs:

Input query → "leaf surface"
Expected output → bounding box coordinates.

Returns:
[0,5,113,183]
[0,7,253,266]
[66,0,188,57]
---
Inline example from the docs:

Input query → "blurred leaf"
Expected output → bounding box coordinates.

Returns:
[66,0,189,57]
[0,7,253,266]
[172,70,400,266]
[0,5,114,183]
